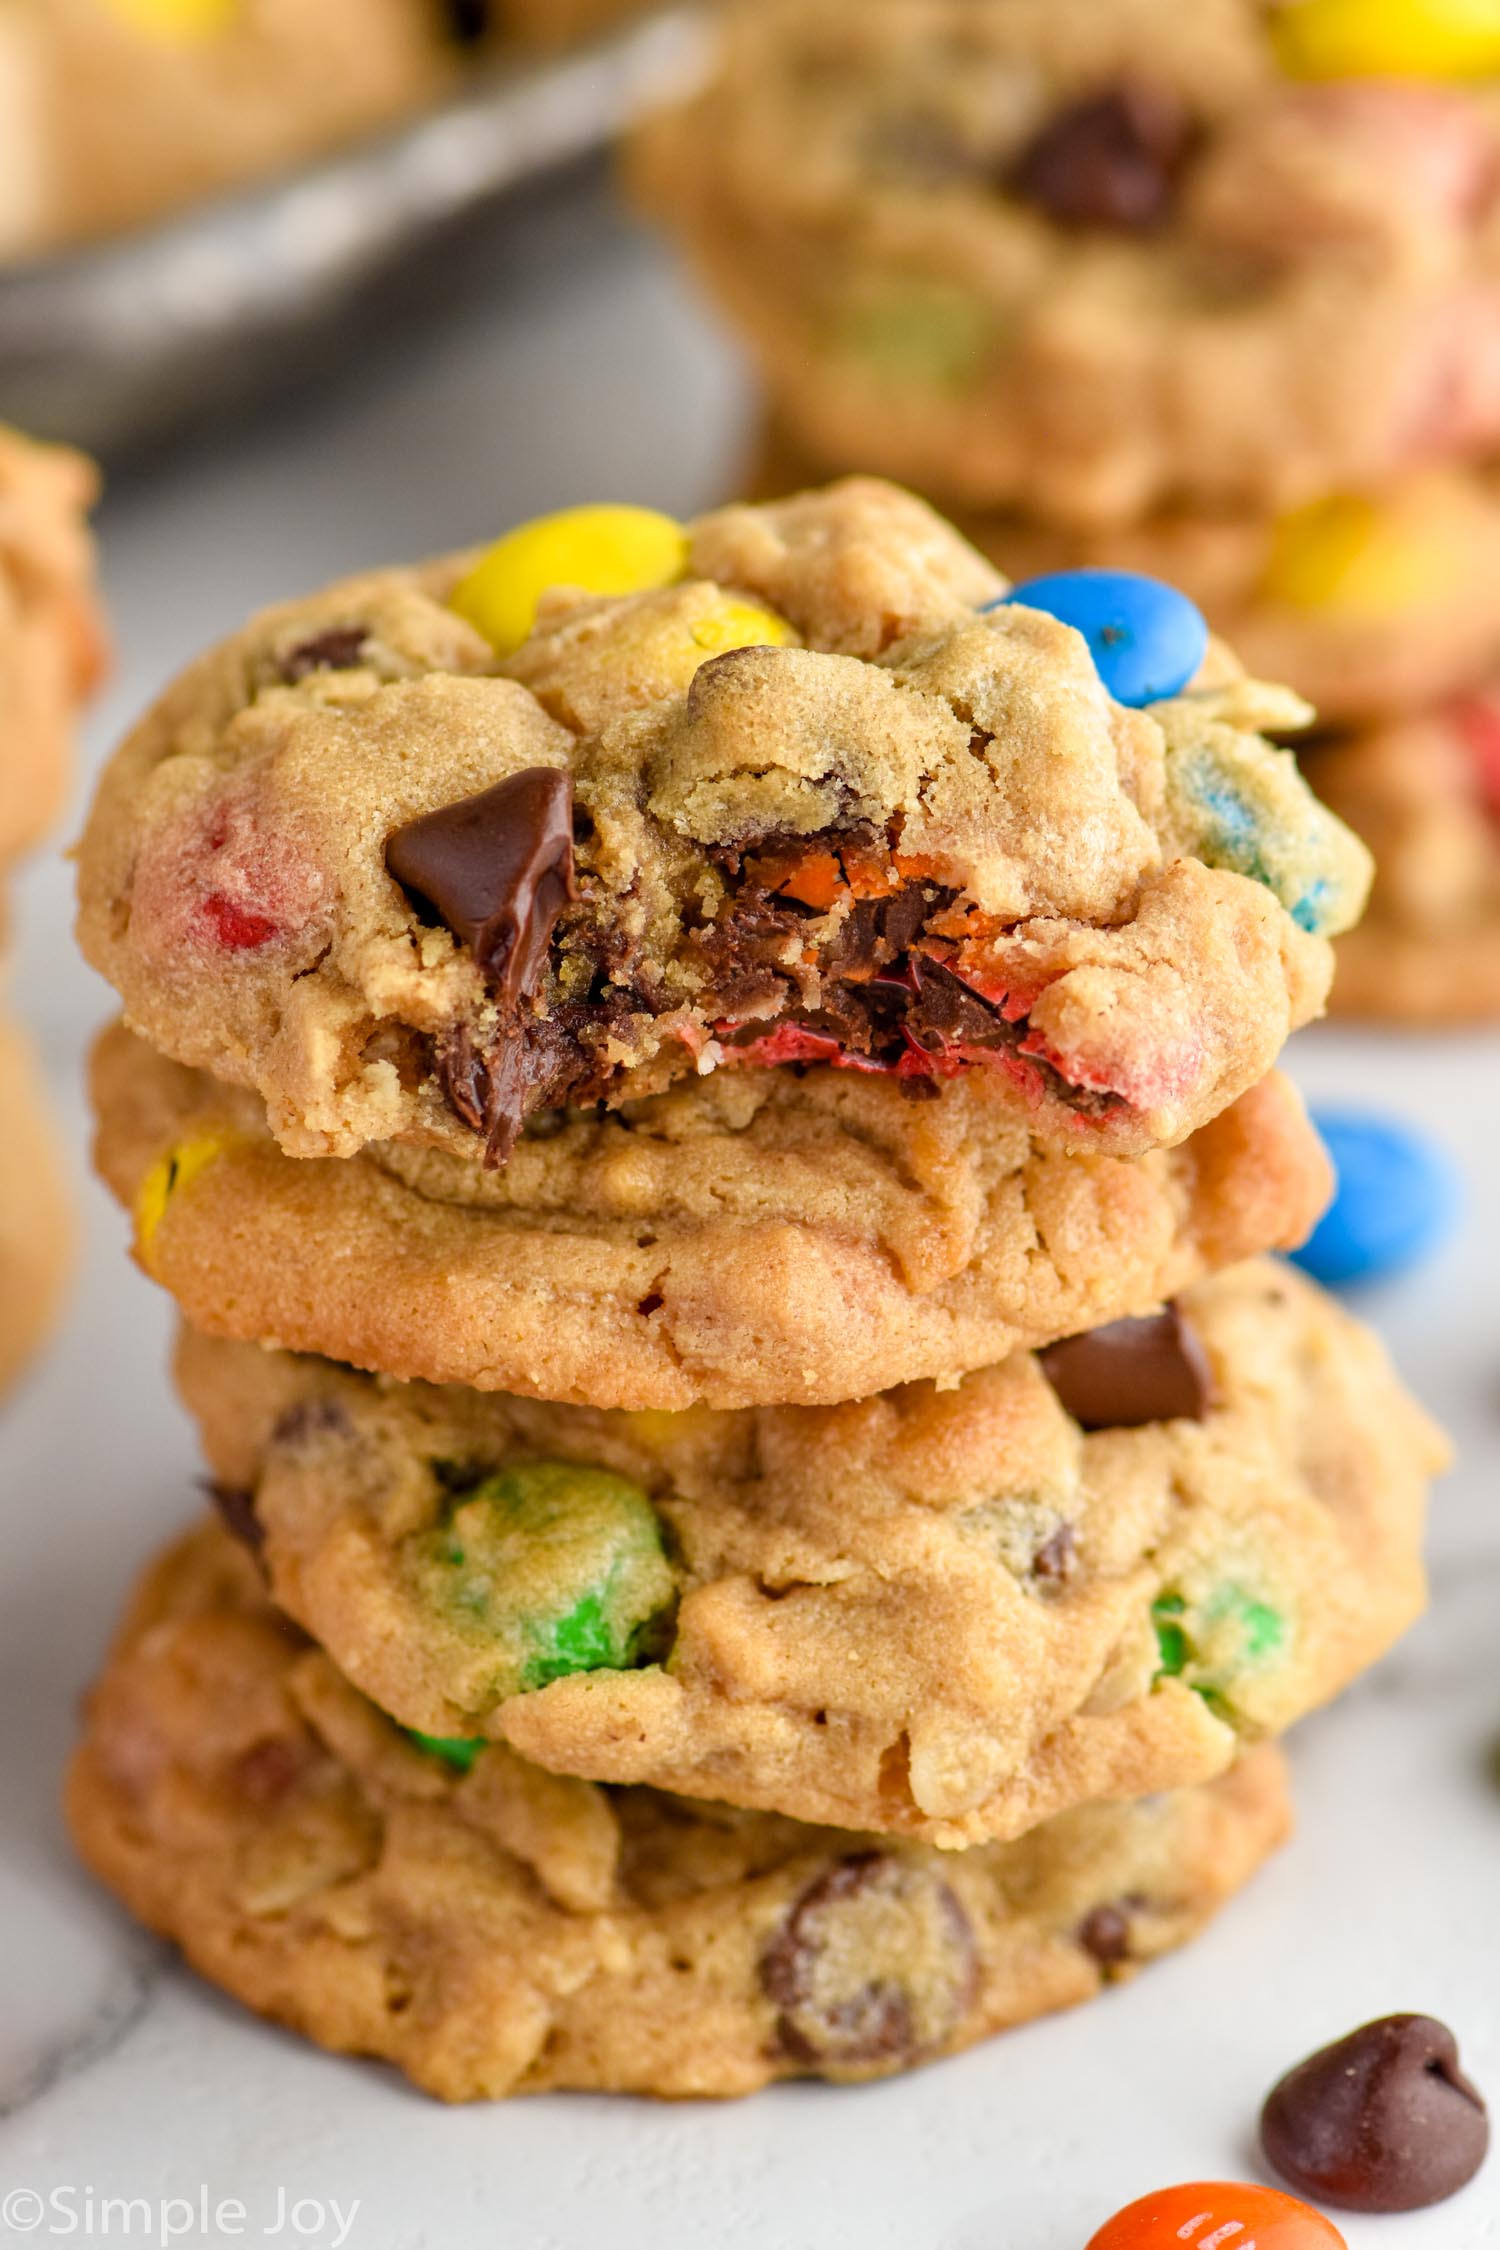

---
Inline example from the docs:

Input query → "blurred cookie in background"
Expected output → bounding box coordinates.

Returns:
[639,0,1500,528]
[0,423,106,867]
[0,1011,75,1399]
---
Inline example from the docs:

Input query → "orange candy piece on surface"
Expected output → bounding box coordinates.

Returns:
[1085,2181,1347,2250]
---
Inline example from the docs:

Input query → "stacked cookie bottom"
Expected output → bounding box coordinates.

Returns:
[74,1031,1444,2096]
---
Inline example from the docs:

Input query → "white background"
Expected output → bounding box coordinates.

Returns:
[1,201,1497,2248]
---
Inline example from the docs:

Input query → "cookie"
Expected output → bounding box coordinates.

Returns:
[0,1011,75,1397]
[1306,698,1500,1022]
[91,1020,1333,1409]
[175,1258,1440,1845]
[0,426,106,869]
[638,0,1500,528]
[67,1520,1293,2100]
[76,481,1368,1172]
[751,424,1500,732]
[0,0,454,260]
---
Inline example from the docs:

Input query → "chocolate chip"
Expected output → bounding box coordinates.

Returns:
[1078,1903,1135,1966]
[386,766,577,1010]
[279,626,371,683]
[1011,84,1194,233]
[206,1482,264,1557]
[1262,2015,1490,2213]
[271,1398,351,1450]
[442,0,491,43]
[762,1853,977,2077]
[1038,1305,1213,1431]
[1032,1523,1079,1585]
[233,1736,312,1808]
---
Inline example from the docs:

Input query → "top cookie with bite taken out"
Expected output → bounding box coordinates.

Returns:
[76,478,1369,1170]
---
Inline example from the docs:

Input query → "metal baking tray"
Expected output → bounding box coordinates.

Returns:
[0,6,705,463]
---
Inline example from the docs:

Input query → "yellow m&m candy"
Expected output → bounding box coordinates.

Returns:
[104,0,239,39]
[1271,0,1500,80]
[451,506,690,656]
[1260,487,1471,616]
[135,1129,235,1264]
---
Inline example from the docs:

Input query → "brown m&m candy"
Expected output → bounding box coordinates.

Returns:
[1262,2014,1490,2212]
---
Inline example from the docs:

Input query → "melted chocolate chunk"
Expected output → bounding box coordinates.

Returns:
[386,767,577,1010]
[1011,83,1194,233]
[279,626,371,682]
[1262,2016,1490,2214]
[206,1482,264,1558]
[1038,1305,1212,1431]
[762,1854,977,2076]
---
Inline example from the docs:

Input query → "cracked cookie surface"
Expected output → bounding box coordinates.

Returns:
[67,1521,1292,2100]
[641,0,1500,526]
[751,426,1500,731]
[91,1021,1332,1409]
[175,1260,1441,1845]
[77,481,1366,1172]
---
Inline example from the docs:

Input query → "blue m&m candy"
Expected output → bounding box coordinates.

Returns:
[988,569,1210,707]
[1293,1109,1461,1290]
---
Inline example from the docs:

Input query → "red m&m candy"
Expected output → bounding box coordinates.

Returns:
[1085,2182,1347,2249]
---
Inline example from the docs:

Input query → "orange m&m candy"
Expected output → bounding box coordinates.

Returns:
[1086,2182,1347,2249]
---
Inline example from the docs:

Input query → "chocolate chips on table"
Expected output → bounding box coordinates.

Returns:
[1011,84,1194,233]
[1261,2015,1490,2213]
[386,767,578,1009]
[1039,1306,1213,1431]
[762,1854,977,2077]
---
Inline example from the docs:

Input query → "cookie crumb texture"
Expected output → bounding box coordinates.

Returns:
[175,1259,1441,1843]
[0,1017,75,1397]
[638,0,1500,526]
[77,482,1367,1176]
[92,1022,1333,1408]
[67,1524,1292,2100]
[0,426,106,868]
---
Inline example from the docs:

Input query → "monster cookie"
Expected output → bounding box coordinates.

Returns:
[751,426,1500,730]
[0,427,106,868]
[175,1259,1440,1845]
[0,0,453,260]
[67,1521,1293,2100]
[92,1022,1332,1409]
[1304,700,1500,1021]
[640,0,1500,527]
[0,1014,74,1397]
[77,482,1369,1171]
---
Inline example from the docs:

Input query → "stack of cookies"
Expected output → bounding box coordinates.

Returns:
[639,0,1500,1026]
[70,480,1445,2099]
[0,424,103,1398]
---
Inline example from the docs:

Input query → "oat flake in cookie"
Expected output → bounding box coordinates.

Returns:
[77,480,1369,1170]
[66,1522,1293,2101]
[173,1259,1441,1844]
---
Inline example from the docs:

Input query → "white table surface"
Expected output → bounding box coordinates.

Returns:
[2,203,1497,2250]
